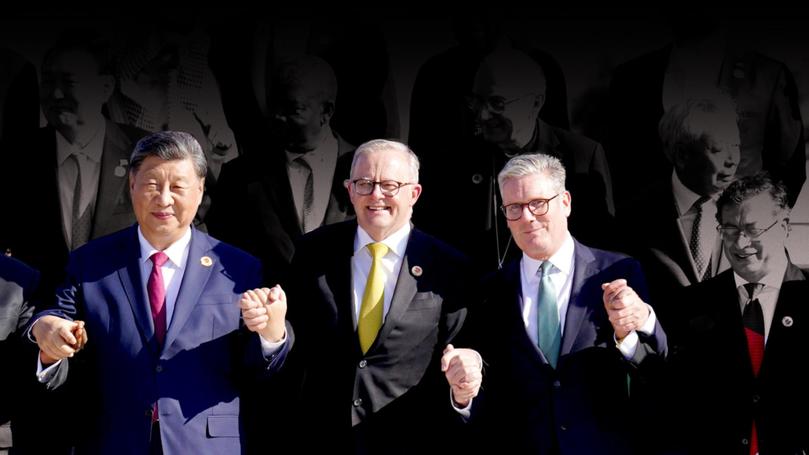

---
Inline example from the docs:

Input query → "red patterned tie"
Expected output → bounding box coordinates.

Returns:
[742,282,764,455]
[148,251,169,346]
[148,251,168,424]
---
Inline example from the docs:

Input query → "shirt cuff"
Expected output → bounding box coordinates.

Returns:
[36,355,62,383]
[615,304,657,359]
[259,331,287,358]
[450,389,472,419]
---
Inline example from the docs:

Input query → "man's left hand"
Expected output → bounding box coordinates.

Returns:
[602,279,649,340]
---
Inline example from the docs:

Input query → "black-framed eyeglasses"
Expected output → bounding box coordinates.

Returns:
[500,194,560,221]
[465,93,537,114]
[349,179,414,196]
[716,219,780,241]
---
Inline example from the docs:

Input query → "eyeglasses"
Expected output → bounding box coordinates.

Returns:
[465,93,537,114]
[716,219,780,241]
[500,194,560,221]
[349,179,414,196]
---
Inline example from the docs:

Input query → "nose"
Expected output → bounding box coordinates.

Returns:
[369,182,386,198]
[520,204,537,221]
[52,86,65,100]
[156,185,173,206]
[732,231,754,248]
[477,105,493,121]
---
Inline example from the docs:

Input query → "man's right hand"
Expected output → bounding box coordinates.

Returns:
[32,315,88,364]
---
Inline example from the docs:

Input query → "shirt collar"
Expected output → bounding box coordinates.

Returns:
[672,170,714,216]
[284,126,337,165]
[521,231,575,279]
[732,256,789,292]
[354,223,411,259]
[55,123,105,166]
[137,226,192,268]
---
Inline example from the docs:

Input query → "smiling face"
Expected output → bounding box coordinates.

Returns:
[129,156,204,250]
[347,148,422,242]
[501,173,570,261]
[720,192,789,283]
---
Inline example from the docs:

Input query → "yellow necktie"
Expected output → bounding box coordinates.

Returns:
[358,242,388,353]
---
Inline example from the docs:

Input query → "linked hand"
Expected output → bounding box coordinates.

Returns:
[602,279,650,340]
[239,285,287,342]
[32,315,87,365]
[441,344,483,407]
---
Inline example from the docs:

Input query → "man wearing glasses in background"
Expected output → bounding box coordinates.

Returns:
[279,139,482,453]
[462,153,667,454]
[417,48,616,273]
[663,173,809,455]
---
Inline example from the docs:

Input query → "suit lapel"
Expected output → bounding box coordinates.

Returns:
[323,221,358,353]
[374,229,425,346]
[163,228,215,352]
[500,259,548,362]
[561,241,596,356]
[93,121,133,237]
[260,152,303,239]
[760,263,807,375]
[116,226,156,351]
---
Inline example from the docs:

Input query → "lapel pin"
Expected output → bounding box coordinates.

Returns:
[471,173,483,184]
[411,265,423,277]
[782,316,793,328]
[200,256,213,267]
[114,159,128,177]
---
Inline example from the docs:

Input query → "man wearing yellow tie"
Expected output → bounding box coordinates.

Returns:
[277,139,482,454]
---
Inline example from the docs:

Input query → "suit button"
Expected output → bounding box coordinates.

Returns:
[752,394,760,403]
[155,365,163,373]
[559,425,567,431]
[741,438,749,445]
[359,360,367,368]
[553,380,561,389]
[353,398,363,407]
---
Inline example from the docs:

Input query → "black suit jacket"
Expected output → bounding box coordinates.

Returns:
[206,138,355,285]
[0,121,148,293]
[665,264,809,455]
[282,220,472,454]
[465,239,667,454]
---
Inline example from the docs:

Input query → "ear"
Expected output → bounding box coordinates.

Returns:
[560,190,572,217]
[409,183,423,206]
[532,94,545,115]
[100,74,115,102]
[321,100,335,126]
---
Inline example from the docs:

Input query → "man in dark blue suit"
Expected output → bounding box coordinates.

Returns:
[464,153,667,454]
[29,131,292,454]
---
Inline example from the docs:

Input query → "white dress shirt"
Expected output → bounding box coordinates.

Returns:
[350,223,410,327]
[285,128,339,233]
[56,125,105,245]
[733,257,788,344]
[672,171,721,275]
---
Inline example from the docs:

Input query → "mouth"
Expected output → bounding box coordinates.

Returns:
[152,212,174,221]
[733,250,757,260]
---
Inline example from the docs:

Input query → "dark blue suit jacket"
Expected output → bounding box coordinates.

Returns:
[466,239,667,454]
[35,225,290,454]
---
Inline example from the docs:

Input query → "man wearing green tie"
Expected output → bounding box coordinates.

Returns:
[463,153,668,454]
[278,139,482,454]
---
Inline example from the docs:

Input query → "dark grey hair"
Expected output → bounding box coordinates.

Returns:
[498,153,566,194]
[716,172,790,223]
[350,139,420,183]
[129,131,207,179]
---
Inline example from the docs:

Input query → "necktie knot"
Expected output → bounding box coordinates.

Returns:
[367,242,389,260]
[151,251,169,268]
[744,282,764,301]
[692,195,712,213]
[538,260,553,276]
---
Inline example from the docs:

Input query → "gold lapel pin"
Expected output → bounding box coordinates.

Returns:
[411,265,423,277]
[782,316,794,328]
[200,256,213,267]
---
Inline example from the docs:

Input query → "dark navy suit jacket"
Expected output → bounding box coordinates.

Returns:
[466,239,667,454]
[35,225,291,454]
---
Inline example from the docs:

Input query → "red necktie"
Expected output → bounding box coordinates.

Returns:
[147,251,168,424]
[742,282,765,455]
[148,251,169,346]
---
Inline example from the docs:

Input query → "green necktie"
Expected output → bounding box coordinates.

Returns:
[537,261,561,368]
[358,242,388,353]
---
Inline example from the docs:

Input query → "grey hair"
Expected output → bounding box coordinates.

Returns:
[658,94,738,162]
[350,139,420,183]
[498,153,566,193]
[130,131,207,179]
[716,172,791,224]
